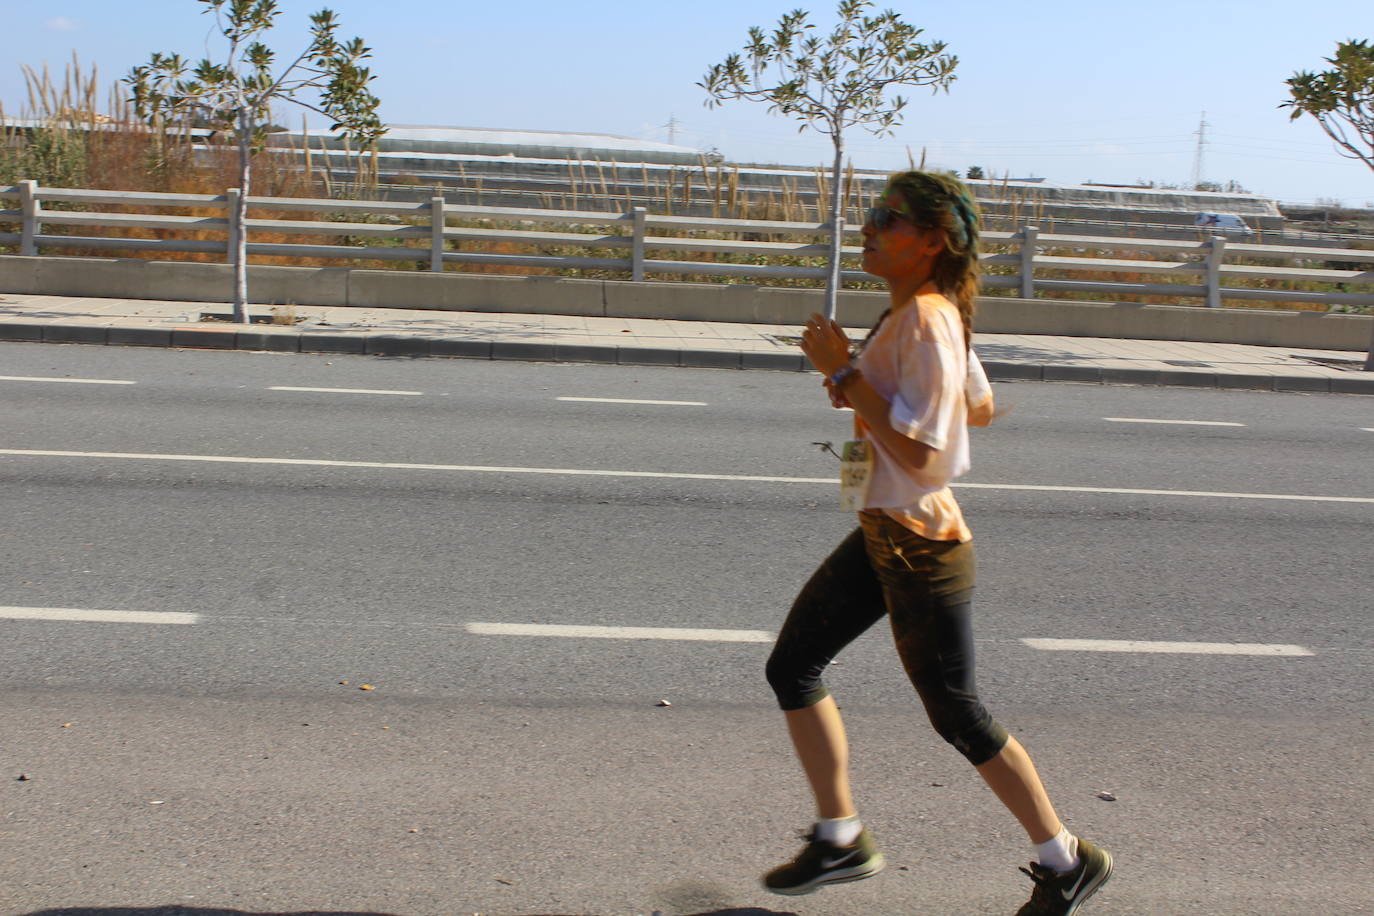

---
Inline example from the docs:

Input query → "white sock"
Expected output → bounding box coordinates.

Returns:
[814,815,862,847]
[1034,825,1080,874]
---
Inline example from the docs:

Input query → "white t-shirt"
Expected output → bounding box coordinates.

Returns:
[854,292,991,542]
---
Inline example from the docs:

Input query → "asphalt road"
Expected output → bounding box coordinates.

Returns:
[2,341,1372,916]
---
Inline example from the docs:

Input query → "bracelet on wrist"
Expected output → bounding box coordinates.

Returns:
[829,363,861,391]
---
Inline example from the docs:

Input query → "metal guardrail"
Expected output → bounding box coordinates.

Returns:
[2,180,1373,308]
[333,178,1374,247]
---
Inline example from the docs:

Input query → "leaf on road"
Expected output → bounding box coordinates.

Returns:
[655,699,672,707]
[1095,791,1117,802]
[359,684,375,690]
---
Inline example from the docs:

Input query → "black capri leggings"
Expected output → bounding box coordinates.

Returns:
[765,510,1009,766]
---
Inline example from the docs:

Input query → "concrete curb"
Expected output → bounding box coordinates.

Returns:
[2,320,1372,394]
[985,362,1259,391]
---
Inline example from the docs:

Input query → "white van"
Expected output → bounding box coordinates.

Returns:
[1195,212,1254,236]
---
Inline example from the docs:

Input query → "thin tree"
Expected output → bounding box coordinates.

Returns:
[700,0,957,320]
[1282,38,1374,368]
[126,0,385,324]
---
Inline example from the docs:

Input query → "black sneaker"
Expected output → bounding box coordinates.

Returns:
[762,827,885,896]
[1016,836,1113,915]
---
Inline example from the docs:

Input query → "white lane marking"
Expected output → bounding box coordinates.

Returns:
[1362,428,1374,433]
[952,481,1374,504]
[0,449,823,484]
[267,386,422,396]
[0,605,199,625]
[1104,417,1245,427]
[2,449,1373,505]
[0,375,136,385]
[956,483,1374,505]
[557,396,707,406]
[1022,638,1313,656]
[467,622,773,642]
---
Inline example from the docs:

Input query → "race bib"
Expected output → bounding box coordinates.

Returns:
[838,439,874,511]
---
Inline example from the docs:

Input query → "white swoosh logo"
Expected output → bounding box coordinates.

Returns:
[821,849,861,870]
[1061,867,1088,901]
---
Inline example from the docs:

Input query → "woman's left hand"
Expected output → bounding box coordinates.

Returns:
[822,377,850,409]
[799,313,852,377]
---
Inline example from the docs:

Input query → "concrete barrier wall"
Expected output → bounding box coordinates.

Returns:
[973,297,1373,350]
[0,255,353,307]
[1,254,1369,352]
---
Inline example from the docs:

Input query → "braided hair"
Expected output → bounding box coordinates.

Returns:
[881,171,981,349]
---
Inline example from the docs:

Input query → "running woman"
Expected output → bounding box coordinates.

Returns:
[762,171,1112,915]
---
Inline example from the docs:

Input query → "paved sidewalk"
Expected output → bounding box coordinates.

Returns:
[1,292,1371,394]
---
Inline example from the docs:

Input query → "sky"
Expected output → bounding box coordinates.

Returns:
[3,0,1372,205]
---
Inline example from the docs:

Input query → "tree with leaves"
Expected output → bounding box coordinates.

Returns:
[700,0,957,320]
[1283,39,1374,174]
[126,0,385,323]
[1282,38,1374,368]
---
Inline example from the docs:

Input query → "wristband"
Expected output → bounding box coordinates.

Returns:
[829,363,861,391]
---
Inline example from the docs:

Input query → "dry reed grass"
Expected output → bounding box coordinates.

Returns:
[0,56,401,269]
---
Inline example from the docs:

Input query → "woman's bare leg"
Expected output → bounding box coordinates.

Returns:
[784,695,856,820]
[973,734,1061,843]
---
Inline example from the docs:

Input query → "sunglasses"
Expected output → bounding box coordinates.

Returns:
[864,205,920,232]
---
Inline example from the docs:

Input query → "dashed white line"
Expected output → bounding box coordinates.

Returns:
[557,396,707,406]
[0,606,199,625]
[1021,638,1313,656]
[1104,417,1245,427]
[0,605,1317,658]
[267,386,423,396]
[3,448,1374,504]
[466,622,773,642]
[0,375,135,385]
